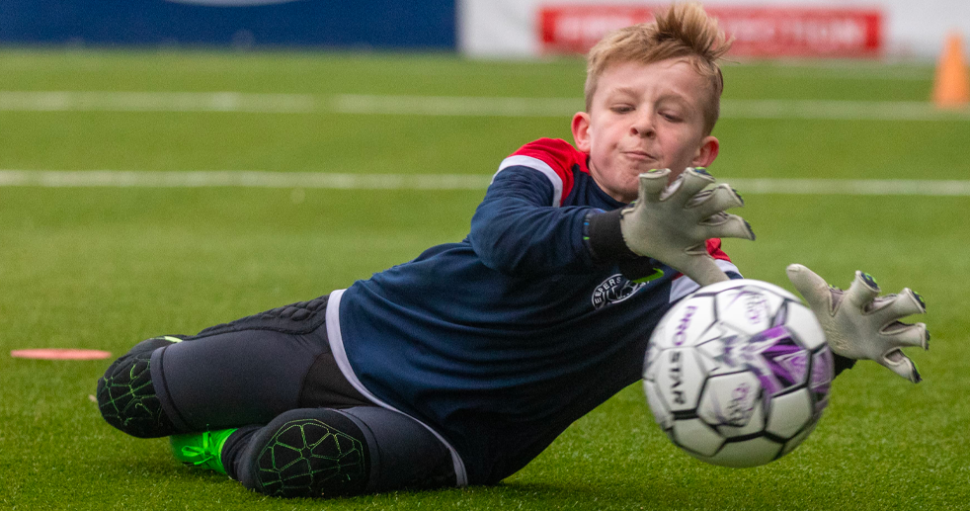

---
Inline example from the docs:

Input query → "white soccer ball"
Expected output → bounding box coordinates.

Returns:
[643,279,833,468]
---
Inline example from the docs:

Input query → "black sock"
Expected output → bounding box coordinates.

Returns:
[221,425,262,481]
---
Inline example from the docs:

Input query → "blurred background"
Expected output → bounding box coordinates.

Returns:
[1,2,969,510]
[1,0,969,58]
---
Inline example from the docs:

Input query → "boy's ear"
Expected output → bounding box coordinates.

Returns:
[571,112,592,153]
[692,136,719,167]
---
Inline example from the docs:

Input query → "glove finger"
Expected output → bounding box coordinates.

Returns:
[877,349,922,383]
[669,253,730,288]
[689,184,745,218]
[869,288,927,326]
[786,264,835,314]
[844,270,881,311]
[880,321,930,350]
[637,169,671,203]
[701,213,756,241]
[666,167,716,204]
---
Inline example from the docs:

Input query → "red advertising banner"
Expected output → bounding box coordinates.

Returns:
[539,5,883,58]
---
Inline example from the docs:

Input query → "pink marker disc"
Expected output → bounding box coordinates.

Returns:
[11,349,112,360]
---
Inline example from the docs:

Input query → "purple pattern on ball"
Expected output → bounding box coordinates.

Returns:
[774,351,809,386]
[724,289,769,325]
[811,350,834,412]
[731,326,808,397]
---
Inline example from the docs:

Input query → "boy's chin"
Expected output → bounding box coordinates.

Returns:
[616,179,640,202]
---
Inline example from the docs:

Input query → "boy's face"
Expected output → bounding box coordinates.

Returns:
[572,58,719,203]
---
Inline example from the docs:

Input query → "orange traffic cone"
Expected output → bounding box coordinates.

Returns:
[932,31,970,108]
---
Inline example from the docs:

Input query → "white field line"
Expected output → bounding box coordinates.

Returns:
[0,170,492,190]
[725,178,970,196]
[756,62,933,81]
[0,91,316,113]
[1,170,969,196]
[2,91,970,120]
[767,67,932,81]
[330,94,581,117]
[720,100,970,121]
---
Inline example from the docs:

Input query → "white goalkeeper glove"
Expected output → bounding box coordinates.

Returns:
[787,264,929,383]
[587,168,755,287]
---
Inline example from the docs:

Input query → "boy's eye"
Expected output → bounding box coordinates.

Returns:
[661,112,682,122]
[611,105,634,113]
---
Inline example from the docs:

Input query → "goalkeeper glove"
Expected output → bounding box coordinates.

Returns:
[787,264,929,383]
[587,168,755,287]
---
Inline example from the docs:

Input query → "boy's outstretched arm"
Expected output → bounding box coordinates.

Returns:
[470,167,607,275]
[787,264,930,383]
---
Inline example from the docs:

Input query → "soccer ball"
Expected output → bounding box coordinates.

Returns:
[642,279,833,468]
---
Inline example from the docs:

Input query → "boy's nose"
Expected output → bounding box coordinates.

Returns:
[630,111,656,138]
[630,119,656,138]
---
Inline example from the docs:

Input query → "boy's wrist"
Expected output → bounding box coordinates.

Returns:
[584,209,639,263]
[833,353,856,377]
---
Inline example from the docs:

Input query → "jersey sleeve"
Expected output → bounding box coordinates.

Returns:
[467,141,598,276]
[497,138,577,207]
[705,239,734,265]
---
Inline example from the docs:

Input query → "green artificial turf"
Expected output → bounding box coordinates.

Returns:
[0,50,968,510]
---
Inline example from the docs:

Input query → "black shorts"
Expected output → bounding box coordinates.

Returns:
[149,295,373,432]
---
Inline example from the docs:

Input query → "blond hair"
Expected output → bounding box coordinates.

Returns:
[584,3,731,135]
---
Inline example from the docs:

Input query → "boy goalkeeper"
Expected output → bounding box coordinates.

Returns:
[97,3,929,498]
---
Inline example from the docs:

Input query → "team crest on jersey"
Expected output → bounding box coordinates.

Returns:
[592,274,646,309]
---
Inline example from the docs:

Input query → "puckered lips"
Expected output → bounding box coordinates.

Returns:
[621,150,663,169]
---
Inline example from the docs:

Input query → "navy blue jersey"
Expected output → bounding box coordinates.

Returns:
[325,138,740,485]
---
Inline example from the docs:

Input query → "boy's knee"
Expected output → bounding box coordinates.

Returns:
[235,407,456,498]
[96,337,178,438]
[239,408,370,498]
